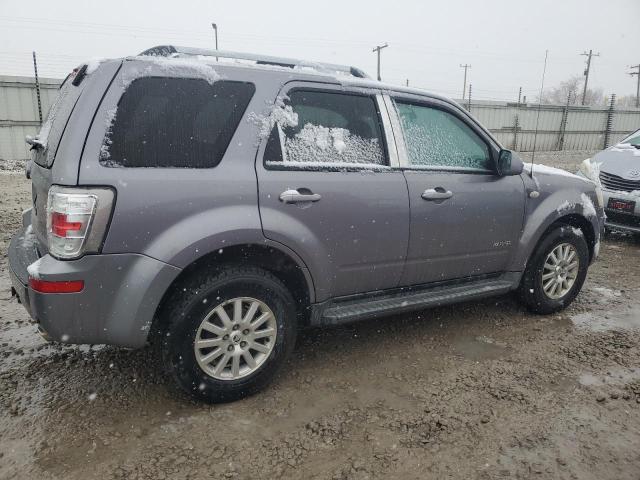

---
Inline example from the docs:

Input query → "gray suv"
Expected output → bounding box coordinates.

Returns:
[9,46,605,403]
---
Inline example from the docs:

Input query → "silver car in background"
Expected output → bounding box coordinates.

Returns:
[584,129,640,234]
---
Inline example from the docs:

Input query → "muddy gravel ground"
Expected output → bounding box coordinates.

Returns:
[2,151,640,479]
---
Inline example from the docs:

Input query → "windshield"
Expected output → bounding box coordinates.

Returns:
[621,129,640,146]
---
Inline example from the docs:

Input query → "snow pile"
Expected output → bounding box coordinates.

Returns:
[27,258,43,280]
[123,56,221,87]
[555,194,597,218]
[281,123,385,166]
[524,163,587,181]
[248,96,299,139]
[21,225,37,250]
[611,143,640,156]
[85,58,105,74]
[580,193,597,218]
[99,108,118,163]
[606,189,640,199]
[557,200,572,213]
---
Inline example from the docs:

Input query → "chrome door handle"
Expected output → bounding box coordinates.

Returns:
[279,189,322,204]
[421,188,453,201]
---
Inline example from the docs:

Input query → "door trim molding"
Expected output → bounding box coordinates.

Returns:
[382,94,410,168]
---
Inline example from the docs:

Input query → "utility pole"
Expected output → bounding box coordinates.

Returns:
[580,49,600,105]
[467,83,472,111]
[406,79,409,87]
[460,64,471,100]
[629,64,640,108]
[211,23,219,61]
[372,43,388,81]
[32,51,42,125]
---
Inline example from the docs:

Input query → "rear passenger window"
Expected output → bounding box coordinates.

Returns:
[264,90,387,168]
[102,78,255,168]
[395,101,491,171]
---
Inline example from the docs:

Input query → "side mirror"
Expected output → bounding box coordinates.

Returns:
[497,149,524,176]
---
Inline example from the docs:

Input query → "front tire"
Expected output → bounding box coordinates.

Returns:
[159,267,297,403]
[518,225,589,314]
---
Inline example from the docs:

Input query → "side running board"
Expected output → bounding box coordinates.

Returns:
[315,279,514,326]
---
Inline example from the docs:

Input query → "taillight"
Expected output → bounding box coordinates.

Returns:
[46,186,114,259]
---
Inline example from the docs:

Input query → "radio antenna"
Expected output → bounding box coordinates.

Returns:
[531,49,549,177]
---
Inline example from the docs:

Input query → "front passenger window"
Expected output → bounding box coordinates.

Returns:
[395,101,491,171]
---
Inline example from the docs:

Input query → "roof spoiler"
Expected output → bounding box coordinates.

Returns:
[139,45,370,79]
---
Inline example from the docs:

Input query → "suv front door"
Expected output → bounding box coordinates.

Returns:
[256,85,410,302]
[387,96,525,286]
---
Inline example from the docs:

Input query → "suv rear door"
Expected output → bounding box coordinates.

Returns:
[386,95,525,286]
[256,84,410,302]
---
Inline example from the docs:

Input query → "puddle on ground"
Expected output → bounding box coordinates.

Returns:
[571,305,640,332]
[0,323,103,368]
[453,335,507,361]
[579,367,640,387]
[589,286,623,300]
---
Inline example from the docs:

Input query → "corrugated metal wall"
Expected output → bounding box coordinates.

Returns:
[1,75,639,167]
[467,100,639,152]
[0,75,61,167]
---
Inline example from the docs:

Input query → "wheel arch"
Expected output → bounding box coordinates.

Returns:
[547,214,597,262]
[150,242,315,340]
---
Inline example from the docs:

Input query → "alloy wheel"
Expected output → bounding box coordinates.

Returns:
[541,242,580,300]
[194,297,277,380]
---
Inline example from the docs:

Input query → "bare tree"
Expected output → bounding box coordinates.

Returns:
[616,95,640,108]
[540,75,606,106]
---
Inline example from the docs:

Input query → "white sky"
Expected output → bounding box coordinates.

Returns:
[0,0,637,101]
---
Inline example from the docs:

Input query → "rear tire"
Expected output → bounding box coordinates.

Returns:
[518,225,589,314]
[159,267,297,403]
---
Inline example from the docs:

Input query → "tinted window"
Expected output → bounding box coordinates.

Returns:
[395,101,491,170]
[102,78,255,168]
[265,90,387,167]
[622,129,640,146]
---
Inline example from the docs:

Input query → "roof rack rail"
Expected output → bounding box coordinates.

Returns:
[139,45,370,79]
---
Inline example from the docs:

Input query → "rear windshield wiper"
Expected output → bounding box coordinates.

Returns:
[25,135,45,151]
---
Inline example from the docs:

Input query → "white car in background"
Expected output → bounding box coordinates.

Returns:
[580,129,640,234]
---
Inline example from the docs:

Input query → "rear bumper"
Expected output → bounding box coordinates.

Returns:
[9,222,181,348]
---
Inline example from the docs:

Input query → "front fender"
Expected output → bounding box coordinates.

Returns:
[509,186,602,271]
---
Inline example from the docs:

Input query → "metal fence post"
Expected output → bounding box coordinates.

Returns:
[32,51,43,125]
[557,92,571,151]
[603,94,616,149]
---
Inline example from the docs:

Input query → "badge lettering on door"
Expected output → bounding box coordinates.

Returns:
[493,240,512,247]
